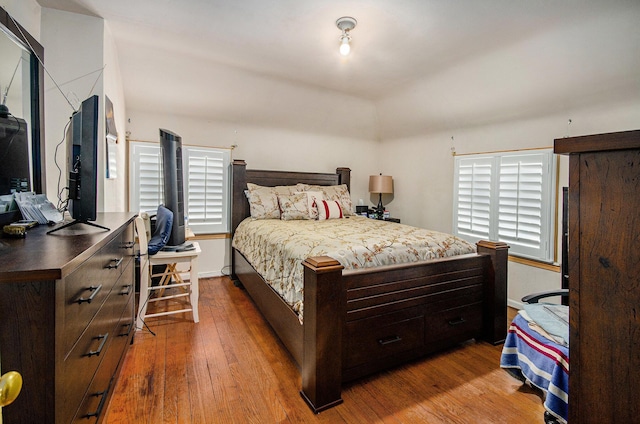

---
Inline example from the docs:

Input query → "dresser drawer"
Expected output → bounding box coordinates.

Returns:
[110,222,135,278]
[105,259,135,328]
[60,311,116,423]
[60,262,133,424]
[425,302,483,343]
[345,306,425,369]
[62,233,132,356]
[73,293,134,423]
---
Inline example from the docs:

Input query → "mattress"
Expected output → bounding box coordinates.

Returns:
[232,215,476,322]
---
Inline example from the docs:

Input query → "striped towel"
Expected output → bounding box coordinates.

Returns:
[500,312,569,424]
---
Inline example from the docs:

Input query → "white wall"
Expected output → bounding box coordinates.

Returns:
[102,21,127,212]
[0,0,41,39]
[40,8,128,215]
[41,9,105,206]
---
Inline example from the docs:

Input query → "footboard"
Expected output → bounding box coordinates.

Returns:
[300,240,508,413]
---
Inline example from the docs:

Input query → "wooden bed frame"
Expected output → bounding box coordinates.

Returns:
[230,159,508,413]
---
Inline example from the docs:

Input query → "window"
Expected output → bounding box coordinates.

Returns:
[453,149,556,262]
[129,141,230,234]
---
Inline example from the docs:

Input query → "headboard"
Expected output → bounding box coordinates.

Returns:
[230,159,351,235]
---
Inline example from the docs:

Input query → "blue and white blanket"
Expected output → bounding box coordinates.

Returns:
[500,311,569,423]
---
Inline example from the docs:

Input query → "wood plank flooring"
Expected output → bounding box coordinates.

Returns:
[103,277,545,423]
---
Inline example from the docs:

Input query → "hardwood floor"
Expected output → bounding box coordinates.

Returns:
[104,277,544,423]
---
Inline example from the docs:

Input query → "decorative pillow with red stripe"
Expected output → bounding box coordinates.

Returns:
[318,200,343,220]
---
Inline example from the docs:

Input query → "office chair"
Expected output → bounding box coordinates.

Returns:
[501,290,569,424]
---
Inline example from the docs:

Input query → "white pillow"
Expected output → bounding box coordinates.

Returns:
[296,191,324,220]
[246,183,280,219]
[307,184,353,216]
[318,200,343,220]
[278,193,312,220]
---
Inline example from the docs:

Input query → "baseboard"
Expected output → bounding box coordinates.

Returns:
[199,270,225,278]
[508,298,524,311]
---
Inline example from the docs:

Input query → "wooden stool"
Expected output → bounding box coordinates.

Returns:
[135,216,200,329]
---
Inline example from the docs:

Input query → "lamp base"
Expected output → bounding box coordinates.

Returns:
[375,194,384,220]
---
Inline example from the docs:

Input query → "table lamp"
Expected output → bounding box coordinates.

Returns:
[369,174,393,219]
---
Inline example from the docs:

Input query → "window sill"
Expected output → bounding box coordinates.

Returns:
[508,255,560,272]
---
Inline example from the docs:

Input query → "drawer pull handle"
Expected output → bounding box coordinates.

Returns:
[85,389,108,419]
[121,241,135,249]
[76,285,102,304]
[378,335,402,346]
[119,323,133,337]
[448,317,466,326]
[119,284,132,296]
[85,333,109,357]
[106,257,124,269]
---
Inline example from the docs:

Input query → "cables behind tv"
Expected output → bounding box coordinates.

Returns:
[54,116,73,212]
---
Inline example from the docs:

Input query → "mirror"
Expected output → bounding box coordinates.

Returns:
[0,7,45,225]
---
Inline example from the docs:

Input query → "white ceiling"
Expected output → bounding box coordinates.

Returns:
[34,0,640,138]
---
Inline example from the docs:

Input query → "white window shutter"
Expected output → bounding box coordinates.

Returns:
[453,149,555,262]
[130,143,163,214]
[454,156,494,241]
[184,147,230,234]
[498,154,543,252]
[129,141,230,234]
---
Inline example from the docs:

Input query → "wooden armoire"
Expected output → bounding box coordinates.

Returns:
[554,129,640,422]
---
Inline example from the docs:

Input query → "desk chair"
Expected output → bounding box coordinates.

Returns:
[501,290,569,424]
[135,216,201,330]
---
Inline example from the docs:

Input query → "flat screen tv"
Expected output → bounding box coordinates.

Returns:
[48,95,108,234]
[160,128,185,247]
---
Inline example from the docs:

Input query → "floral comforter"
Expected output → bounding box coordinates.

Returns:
[232,216,476,322]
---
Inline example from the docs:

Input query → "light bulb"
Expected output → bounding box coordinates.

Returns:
[339,36,351,56]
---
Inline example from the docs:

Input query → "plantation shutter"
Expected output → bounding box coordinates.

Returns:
[129,141,230,234]
[184,148,230,234]
[453,156,494,241]
[497,152,552,259]
[130,143,163,214]
[453,149,555,262]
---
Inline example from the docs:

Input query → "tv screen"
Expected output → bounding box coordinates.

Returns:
[68,95,99,222]
[160,128,185,247]
[48,95,108,234]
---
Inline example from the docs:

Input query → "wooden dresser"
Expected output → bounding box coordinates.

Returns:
[0,213,136,423]
[555,130,640,422]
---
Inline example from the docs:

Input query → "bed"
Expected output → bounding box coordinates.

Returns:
[230,159,509,412]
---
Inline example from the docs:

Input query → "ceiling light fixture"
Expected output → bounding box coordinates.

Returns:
[336,16,357,56]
